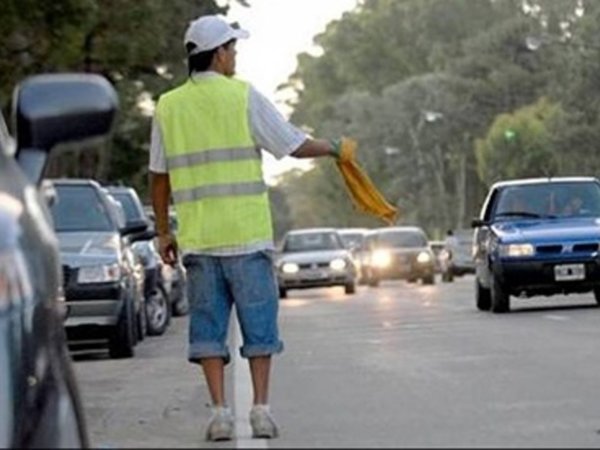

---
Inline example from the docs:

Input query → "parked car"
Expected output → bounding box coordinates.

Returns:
[337,227,370,284]
[276,228,357,298]
[363,226,435,286]
[0,73,117,448]
[440,229,476,282]
[48,179,146,358]
[144,207,189,316]
[106,186,172,336]
[472,177,600,313]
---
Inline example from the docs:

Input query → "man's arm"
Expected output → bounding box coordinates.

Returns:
[291,138,336,158]
[150,171,178,265]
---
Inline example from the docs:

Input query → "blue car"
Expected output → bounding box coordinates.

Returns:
[472,177,600,313]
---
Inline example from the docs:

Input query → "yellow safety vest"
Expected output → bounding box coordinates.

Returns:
[155,75,273,251]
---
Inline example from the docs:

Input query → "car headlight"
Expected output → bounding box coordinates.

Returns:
[0,249,33,313]
[330,258,347,271]
[77,263,121,284]
[417,251,432,264]
[281,262,299,274]
[499,243,535,257]
[372,250,392,268]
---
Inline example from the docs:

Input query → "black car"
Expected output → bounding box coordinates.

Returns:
[106,185,173,335]
[363,226,436,286]
[48,179,147,358]
[472,177,600,313]
[0,74,117,447]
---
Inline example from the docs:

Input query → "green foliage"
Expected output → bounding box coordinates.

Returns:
[275,0,600,235]
[475,97,563,184]
[1,0,230,201]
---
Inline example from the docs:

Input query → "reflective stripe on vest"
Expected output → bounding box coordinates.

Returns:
[167,146,260,170]
[156,76,273,251]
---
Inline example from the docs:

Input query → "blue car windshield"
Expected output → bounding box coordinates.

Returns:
[493,181,600,220]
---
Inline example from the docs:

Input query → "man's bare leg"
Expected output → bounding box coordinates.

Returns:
[249,355,271,404]
[201,357,226,406]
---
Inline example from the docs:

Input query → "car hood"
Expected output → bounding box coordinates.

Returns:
[492,217,600,244]
[276,249,350,265]
[57,231,120,266]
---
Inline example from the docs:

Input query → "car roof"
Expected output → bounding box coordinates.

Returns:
[47,178,102,188]
[337,227,369,235]
[105,185,136,194]
[491,177,599,190]
[374,226,425,233]
[286,227,338,235]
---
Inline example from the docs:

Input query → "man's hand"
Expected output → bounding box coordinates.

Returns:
[329,137,357,162]
[157,233,178,266]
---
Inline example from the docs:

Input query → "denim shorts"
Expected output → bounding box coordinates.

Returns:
[183,251,284,365]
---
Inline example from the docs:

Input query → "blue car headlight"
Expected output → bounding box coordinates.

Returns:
[499,243,535,257]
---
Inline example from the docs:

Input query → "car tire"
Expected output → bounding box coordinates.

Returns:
[109,299,136,359]
[279,287,287,299]
[442,270,454,283]
[367,276,379,287]
[344,281,356,294]
[146,286,171,337]
[490,274,510,313]
[475,278,491,311]
[422,274,435,285]
[136,305,147,342]
[594,288,600,305]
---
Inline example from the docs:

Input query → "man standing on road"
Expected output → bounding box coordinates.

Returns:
[149,14,345,442]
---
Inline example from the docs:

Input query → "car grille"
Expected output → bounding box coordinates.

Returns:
[298,262,330,269]
[536,245,563,254]
[535,243,599,255]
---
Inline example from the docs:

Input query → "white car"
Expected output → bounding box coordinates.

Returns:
[276,228,357,298]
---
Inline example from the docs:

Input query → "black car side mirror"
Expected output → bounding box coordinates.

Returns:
[128,229,157,243]
[13,73,118,184]
[121,219,149,237]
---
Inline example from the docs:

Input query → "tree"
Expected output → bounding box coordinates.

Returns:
[475,97,564,184]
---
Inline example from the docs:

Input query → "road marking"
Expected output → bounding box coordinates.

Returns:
[232,311,268,448]
[544,314,569,321]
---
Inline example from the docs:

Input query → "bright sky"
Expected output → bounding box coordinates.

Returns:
[225,0,359,184]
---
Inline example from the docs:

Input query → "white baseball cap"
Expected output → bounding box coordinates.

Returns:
[184,15,249,54]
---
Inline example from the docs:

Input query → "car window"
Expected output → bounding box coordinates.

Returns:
[111,192,145,223]
[492,182,600,220]
[284,232,343,252]
[376,230,427,248]
[50,185,115,232]
[339,233,365,249]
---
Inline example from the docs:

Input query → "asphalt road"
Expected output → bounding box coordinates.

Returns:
[73,275,600,448]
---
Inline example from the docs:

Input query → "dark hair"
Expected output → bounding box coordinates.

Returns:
[186,39,236,76]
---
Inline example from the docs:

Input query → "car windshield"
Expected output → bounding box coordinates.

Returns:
[339,233,365,249]
[283,232,342,252]
[493,182,600,220]
[50,185,115,232]
[111,192,144,223]
[377,230,427,248]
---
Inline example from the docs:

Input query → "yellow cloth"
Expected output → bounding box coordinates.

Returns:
[335,137,398,225]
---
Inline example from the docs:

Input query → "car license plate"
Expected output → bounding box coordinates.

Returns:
[554,264,585,281]
[304,270,326,280]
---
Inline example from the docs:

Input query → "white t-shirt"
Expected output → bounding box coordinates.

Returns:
[149,71,308,256]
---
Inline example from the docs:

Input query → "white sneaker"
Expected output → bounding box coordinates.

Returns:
[249,405,279,439]
[205,406,234,442]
